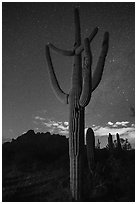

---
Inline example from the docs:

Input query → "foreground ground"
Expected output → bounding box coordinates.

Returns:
[2,131,135,201]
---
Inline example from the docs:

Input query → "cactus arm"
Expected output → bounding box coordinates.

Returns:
[45,45,69,104]
[74,8,81,47]
[92,32,109,92]
[79,38,92,107]
[88,27,98,42]
[48,43,74,56]
[75,27,98,55]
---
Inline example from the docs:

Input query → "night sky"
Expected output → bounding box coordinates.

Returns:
[2,2,135,147]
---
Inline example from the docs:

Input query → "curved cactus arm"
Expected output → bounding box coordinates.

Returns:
[45,45,69,104]
[48,43,74,56]
[79,38,92,107]
[75,27,98,55]
[92,32,109,92]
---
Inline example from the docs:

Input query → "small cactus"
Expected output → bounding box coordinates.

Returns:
[86,128,95,174]
[108,133,113,150]
[116,133,122,150]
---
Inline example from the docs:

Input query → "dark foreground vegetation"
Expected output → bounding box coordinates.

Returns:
[3,130,135,202]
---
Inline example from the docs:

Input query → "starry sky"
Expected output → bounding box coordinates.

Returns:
[2,2,135,147]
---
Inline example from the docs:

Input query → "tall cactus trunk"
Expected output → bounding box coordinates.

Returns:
[68,9,84,201]
[69,105,85,200]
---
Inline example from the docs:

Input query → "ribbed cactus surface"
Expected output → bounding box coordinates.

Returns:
[45,7,109,201]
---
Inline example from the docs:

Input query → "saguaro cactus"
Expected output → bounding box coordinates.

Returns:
[116,133,121,150]
[45,8,109,201]
[86,128,95,174]
[108,133,114,150]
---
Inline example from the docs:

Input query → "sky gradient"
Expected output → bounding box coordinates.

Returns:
[2,2,135,147]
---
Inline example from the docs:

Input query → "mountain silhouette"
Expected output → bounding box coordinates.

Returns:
[3,130,69,172]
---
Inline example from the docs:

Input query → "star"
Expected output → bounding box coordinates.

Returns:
[109,58,115,63]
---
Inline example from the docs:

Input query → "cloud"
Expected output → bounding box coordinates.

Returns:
[43,122,53,127]
[85,121,135,147]
[64,122,69,126]
[59,130,69,136]
[107,121,130,127]
[35,116,46,121]
[94,126,134,136]
[92,125,135,142]
[108,121,113,126]
[112,124,118,127]
[33,115,135,143]
[115,121,129,126]
[58,124,69,130]
[34,117,69,136]
[52,122,59,127]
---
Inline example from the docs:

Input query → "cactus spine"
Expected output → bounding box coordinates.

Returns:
[45,8,109,201]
